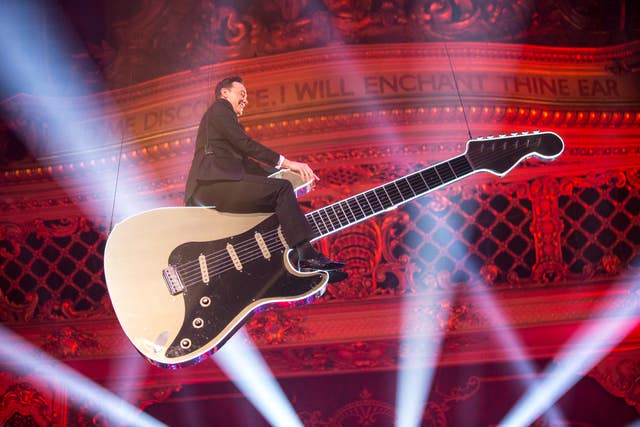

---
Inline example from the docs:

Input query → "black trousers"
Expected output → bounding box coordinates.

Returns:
[188,174,313,248]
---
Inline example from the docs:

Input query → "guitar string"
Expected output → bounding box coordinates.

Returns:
[177,228,281,280]
[176,138,545,283]
[303,138,541,236]
[174,137,546,284]
[186,240,288,283]
[176,138,543,282]
[177,231,292,283]
[178,235,283,283]
[177,231,280,281]
[180,235,289,285]
[308,137,520,230]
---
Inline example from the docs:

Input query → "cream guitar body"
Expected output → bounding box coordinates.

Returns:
[104,207,327,368]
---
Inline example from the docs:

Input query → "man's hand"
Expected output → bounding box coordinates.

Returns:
[282,158,319,184]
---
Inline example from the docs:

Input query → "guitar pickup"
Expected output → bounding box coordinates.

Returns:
[162,265,185,295]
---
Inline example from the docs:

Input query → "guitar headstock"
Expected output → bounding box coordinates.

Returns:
[465,131,564,176]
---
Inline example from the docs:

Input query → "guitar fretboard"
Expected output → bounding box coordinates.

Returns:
[307,154,474,240]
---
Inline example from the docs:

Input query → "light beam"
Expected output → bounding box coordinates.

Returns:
[0,325,166,426]
[213,329,303,427]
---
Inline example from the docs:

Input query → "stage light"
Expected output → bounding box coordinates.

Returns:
[395,235,450,427]
[471,284,566,425]
[395,292,449,427]
[213,329,303,427]
[0,1,157,222]
[0,0,169,413]
[499,282,639,427]
[0,325,166,426]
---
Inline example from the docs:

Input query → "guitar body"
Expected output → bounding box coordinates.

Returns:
[104,207,328,368]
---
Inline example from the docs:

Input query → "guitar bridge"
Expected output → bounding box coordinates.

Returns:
[162,265,185,295]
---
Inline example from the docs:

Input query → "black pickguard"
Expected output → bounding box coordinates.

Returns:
[165,214,326,360]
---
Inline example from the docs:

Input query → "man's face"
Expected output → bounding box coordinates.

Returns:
[221,82,248,116]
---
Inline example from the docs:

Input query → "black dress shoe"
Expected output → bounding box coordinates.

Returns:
[298,253,345,271]
[327,269,348,283]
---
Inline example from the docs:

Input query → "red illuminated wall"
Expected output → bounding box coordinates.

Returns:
[0,1,639,425]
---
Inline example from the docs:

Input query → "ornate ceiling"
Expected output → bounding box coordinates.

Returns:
[72,0,639,88]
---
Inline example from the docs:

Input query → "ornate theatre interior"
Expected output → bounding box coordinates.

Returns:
[0,1,639,426]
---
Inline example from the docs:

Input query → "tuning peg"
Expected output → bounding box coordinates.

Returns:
[533,130,541,134]
[499,134,506,137]
[521,131,529,135]
[510,132,518,136]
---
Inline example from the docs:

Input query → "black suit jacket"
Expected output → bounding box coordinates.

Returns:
[184,99,280,204]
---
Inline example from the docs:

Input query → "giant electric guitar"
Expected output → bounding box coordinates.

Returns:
[104,131,564,368]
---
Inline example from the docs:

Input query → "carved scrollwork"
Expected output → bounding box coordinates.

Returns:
[0,0,630,93]
[0,382,57,427]
[330,388,395,427]
[320,341,398,371]
[559,169,628,195]
[189,4,255,62]
[299,388,395,427]
[601,254,624,276]
[298,377,481,427]
[401,299,472,336]
[376,209,415,292]
[325,221,383,299]
[253,1,331,54]
[273,341,398,374]
[33,217,90,238]
[35,296,114,322]
[626,168,640,189]
[589,354,640,414]
[41,326,101,358]
[411,0,537,41]
[0,289,38,323]
[306,186,385,299]
[246,309,308,345]
[0,222,23,260]
[136,384,183,410]
[530,178,568,283]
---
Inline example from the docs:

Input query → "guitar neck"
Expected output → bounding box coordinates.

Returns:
[307,153,474,241]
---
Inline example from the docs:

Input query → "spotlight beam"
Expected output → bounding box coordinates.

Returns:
[500,283,640,427]
[214,329,303,427]
[471,285,567,425]
[0,2,158,222]
[0,325,166,426]
[395,288,452,427]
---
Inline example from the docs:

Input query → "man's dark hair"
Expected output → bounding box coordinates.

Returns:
[215,76,243,99]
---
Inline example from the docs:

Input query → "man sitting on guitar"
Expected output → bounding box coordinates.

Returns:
[184,76,345,272]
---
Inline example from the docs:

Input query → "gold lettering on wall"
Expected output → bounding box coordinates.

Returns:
[230,73,633,113]
[74,71,633,147]
[43,68,640,150]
